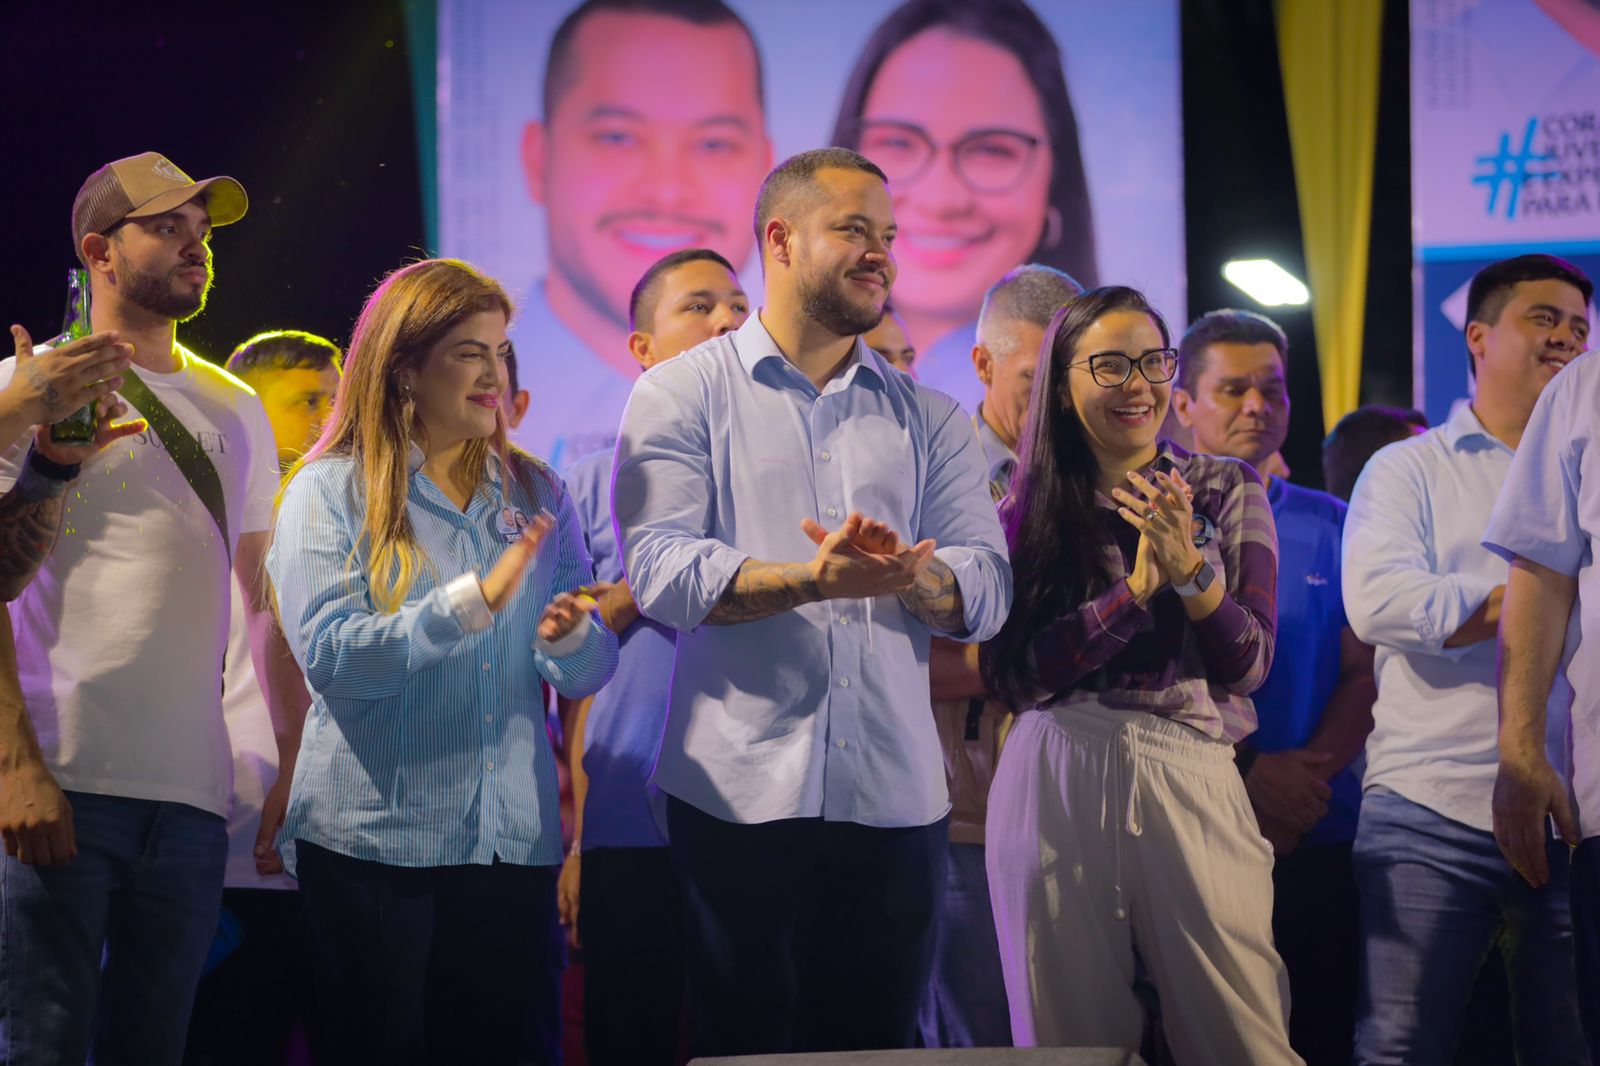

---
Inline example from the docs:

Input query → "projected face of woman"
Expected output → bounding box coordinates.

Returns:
[859,29,1053,338]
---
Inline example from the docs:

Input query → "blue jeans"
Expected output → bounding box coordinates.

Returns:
[1352,787,1588,1066]
[916,842,1010,1048]
[0,791,226,1065]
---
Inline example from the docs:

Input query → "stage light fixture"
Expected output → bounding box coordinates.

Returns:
[1222,259,1310,307]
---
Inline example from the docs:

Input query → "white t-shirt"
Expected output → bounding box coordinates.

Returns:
[220,579,296,889]
[0,345,279,819]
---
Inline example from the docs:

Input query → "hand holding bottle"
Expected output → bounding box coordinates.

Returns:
[4,324,135,435]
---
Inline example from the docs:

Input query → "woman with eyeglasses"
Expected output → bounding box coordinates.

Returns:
[981,287,1299,1064]
[830,0,1097,413]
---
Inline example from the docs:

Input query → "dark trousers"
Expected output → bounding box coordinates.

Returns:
[1271,839,1360,1066]
[294,840,560,1066]
[1576,837,1600,1066]
[184,888,321,1065]
[667,796,948,1058]
[579,846,686,1066]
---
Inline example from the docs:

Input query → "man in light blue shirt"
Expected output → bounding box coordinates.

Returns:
[1342,254,1591,1066]
[1483,347,1600,1062]
[612,148,1011,1056]
[560,247,750,1066]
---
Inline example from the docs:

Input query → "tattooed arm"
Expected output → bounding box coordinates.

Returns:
[705,560,824,625]
[0,455,69,602]
[704,513,935,626]
[897,556,967,635]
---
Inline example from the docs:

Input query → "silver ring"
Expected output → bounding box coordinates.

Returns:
[1144,508,1160,523]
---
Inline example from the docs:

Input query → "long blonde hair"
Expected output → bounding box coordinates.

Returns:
[281,258,517,612]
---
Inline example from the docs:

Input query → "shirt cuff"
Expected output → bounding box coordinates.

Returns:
[444,572,493,634]
[1412,570,1500,656]
[535,609,594,658]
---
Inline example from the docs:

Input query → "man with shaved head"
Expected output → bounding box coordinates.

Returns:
[613,147,1011,1056]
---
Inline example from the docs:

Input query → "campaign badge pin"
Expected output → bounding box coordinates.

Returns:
[496,507,532,544]
[1190,511,1217,547]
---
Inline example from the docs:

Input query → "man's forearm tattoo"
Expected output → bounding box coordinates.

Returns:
[706,559,823,625]
[898,557,966,634]
[0,468,67,601]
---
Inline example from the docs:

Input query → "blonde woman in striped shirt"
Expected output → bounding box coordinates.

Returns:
[267,258,617,1065]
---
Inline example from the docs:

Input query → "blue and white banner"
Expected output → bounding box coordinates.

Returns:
[1411,0,1600,422]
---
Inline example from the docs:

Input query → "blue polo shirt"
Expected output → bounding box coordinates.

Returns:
[565,449,675,850]
[1249,477,1360,845]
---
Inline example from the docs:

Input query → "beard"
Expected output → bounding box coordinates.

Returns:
[119,259,212,322]
[796,261,886,337]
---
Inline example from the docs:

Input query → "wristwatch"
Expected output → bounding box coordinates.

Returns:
[1173,558,1215,598]
[19,445,81,499]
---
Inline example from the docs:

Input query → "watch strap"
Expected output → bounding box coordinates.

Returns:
[26,445,81,483]
[1174,560,1215,598]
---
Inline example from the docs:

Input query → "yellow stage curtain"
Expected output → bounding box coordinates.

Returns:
[1275,0,1384,432]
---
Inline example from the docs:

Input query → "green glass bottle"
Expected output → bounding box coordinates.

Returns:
[47,268,96,444]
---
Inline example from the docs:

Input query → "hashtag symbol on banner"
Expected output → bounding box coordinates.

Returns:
[1472,117,1558,220]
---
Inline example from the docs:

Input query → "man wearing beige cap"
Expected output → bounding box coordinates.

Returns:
[0,152,294,1065]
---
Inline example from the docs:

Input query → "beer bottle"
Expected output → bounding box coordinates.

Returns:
[47,268,97,444]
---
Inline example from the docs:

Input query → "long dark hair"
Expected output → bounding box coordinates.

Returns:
[984,286,1170,706]
[829,0,1098,288]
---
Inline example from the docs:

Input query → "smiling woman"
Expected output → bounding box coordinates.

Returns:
[980,286,1296,1059]
[831,0,1097,405]
[265,257,618,1063]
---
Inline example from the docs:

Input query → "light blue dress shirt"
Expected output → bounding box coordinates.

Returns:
[1343,400,1570,832]
[268,445,618,874]
[612,312,1012,828]
[1484,350,1599,840]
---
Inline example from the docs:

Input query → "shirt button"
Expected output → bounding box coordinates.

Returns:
[836,738,847,749]
[481,662,491,672]
[838,615,849,626]
[826,507,838,518]
[486,761,495,771]
[839,677,851,688]
[820,451,832,462]
[484,714,494,723]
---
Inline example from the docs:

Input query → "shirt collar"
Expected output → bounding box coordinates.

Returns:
[406,440,507,486]
[1441,398,1505,451]
[973,406,1020,486]
[733,311,887,389]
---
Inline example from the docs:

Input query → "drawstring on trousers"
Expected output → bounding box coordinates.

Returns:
[1109,722,1144,921]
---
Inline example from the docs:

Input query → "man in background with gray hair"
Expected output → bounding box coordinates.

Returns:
[922,263,1081,1049]
[967,264,1084,488]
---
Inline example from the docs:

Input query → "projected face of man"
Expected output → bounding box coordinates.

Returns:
[522,10,771,369]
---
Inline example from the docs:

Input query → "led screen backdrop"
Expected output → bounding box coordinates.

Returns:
[1411,0,1600,423]
[437,0,1183,469]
